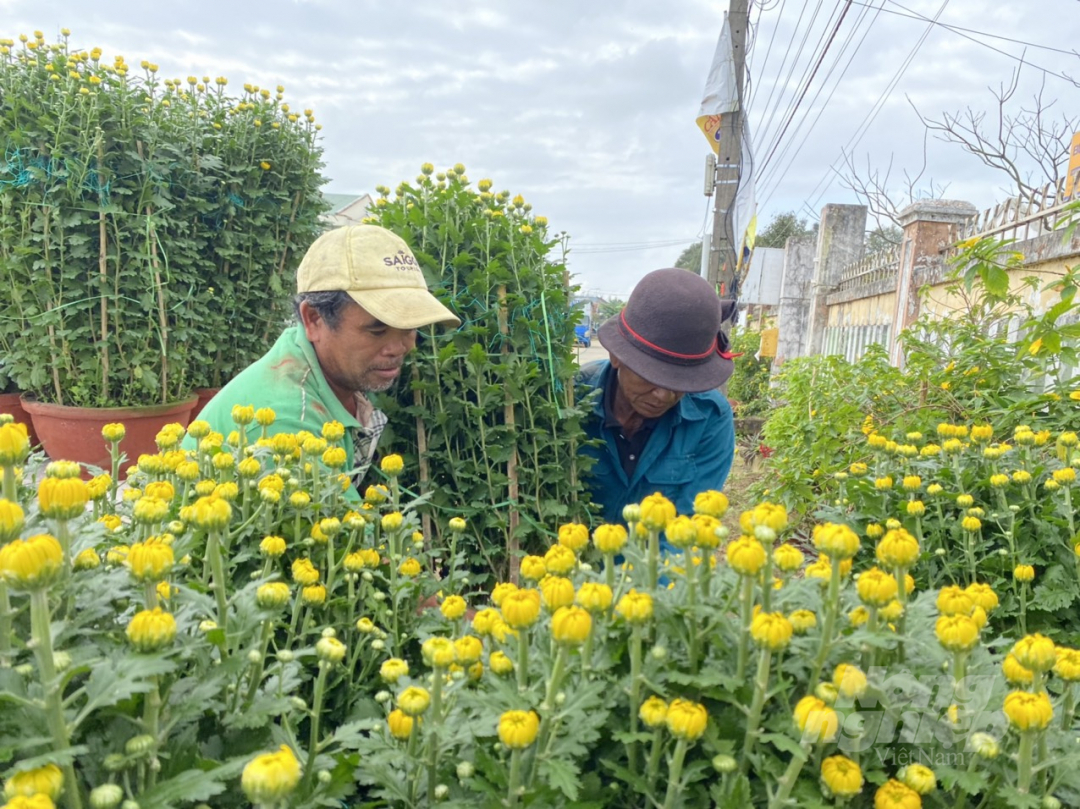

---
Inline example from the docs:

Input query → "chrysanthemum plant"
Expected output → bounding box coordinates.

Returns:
[0,30,325,407]
[362,163,593,584]
[6,413,1080,806]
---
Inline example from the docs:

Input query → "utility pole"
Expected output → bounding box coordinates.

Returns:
[706,0,749,304]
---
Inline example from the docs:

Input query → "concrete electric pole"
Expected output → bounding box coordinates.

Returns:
[706,0,750,303]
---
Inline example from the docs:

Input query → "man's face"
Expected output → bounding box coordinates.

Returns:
[301,300,417,394]
[610,356,684,419]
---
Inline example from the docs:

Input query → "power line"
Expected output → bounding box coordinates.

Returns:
[792,0,951,215]
[865,0,1080,60]
[758,0,856,178]
[757,0,886,201]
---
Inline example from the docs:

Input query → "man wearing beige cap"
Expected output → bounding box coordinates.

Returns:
[189,225,459,493]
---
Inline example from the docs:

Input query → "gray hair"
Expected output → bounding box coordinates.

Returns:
[293,291,353,329]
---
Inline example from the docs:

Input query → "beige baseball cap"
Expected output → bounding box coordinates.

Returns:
[296,224,461,329]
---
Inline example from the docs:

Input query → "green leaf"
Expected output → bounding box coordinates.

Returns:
[137,759,247,809]
[540,757,581,801]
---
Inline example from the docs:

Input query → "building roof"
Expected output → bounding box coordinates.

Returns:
[322,193,366,214]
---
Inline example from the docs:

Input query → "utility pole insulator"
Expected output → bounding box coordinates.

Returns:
[704,154,716,197]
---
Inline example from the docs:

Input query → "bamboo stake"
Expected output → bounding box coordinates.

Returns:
[97,139,110,398]
[411,364,433,547]
[498,285,520,584]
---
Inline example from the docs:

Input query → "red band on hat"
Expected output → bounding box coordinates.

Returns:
[619,310,717,360]
[718,351,743,360]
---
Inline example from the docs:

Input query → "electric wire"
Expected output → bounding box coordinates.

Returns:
[758,0,855,180]
[757,0,888,205]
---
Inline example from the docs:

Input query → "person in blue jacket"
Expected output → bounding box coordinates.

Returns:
[578,268,737,525]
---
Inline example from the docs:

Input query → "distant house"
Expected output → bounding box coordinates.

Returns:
[571,295,606,334]
[321,193,374,229]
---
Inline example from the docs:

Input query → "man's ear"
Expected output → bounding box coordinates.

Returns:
[298,300,323,342]
[609,354,622,370]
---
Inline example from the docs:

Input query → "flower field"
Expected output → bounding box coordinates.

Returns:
[3,407,1080,809]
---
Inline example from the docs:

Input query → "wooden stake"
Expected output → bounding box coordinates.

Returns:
[499,285,521,584]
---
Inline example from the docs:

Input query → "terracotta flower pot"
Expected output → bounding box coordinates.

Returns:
[190,387,222,421]
[0,391,39,447]
[21,395,199,471]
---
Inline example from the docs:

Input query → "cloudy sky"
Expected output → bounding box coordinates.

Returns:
[5,0,1079,298]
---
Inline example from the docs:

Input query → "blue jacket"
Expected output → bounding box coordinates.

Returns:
[578,361,735,524]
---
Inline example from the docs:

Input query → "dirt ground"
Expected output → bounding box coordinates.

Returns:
[724,453,768,515]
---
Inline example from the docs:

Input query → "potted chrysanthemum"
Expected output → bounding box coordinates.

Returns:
[0,30,325,466]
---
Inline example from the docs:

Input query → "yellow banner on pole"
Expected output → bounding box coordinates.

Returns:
[1065,130,1080,201]
[758,328,778,358]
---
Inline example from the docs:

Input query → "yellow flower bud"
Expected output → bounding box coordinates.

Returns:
[126,607,177,651]
[127,537,174,582]
[639,492,675,531]
[1002,689,1053,731]
[575,582,613,614]
[0,422,30,465]
[0,534,63,590]
[3,763,63,800]
[935,614,980,652]
[38,476,89,520]
[0,499,25,543]
[750,611,793,651]
[440,594,467,620]
[398,686,431,716]
[543,544,576,576]
[551,605,592,645]
[316,636,346,663]
[592,524,628,555]
[501,589,541,628]
[615,589,654,623]
[380,454,404,477]
[693,489,729,517]
[665,698,708,741]
[793,695,839,743]
[256,582,291,609]
[240,745,302,804]
[820,755,863,799]
[556,522,589,553]
[498,709,539,748]
[1012,634,1057,673]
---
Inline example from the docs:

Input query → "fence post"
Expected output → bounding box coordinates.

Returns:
[804,204,867,357]
[773,236,816,369]
[888,200,977,368]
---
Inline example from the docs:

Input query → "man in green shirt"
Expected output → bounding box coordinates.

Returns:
[188,225,459,494]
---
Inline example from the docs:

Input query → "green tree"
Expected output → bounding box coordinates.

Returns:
[597,298,626,321]
[866,225,902,252]
[755,211,816,248]
[674,241,702,271]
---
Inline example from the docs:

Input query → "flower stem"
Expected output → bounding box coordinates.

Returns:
[769,743,809,809]
[30,589,83,809]
[1017,732,1034,793]
[736,576,754,681]
[646,727,664,797]
[627,624,643,773]
[303,662,329,791]
[3,463,17,500]
[1019,581,1028,636]
[535,645,567,761]
[741,647,773,769]
[0,581,11,667]
[647,528,660,591]
[1062,683,1075,731]
[207,529,229,650]
[427,666,444,803]
[661,738,690,809]
[809,563,841,688]
[685,548,700,674]
[507,748,523,807]
[244,620,274,707]
[516,626,530,692]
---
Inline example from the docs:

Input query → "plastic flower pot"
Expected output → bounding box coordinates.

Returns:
[20,395,199,472]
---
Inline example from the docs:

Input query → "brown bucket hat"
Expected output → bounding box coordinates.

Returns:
[597,268,736,393]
